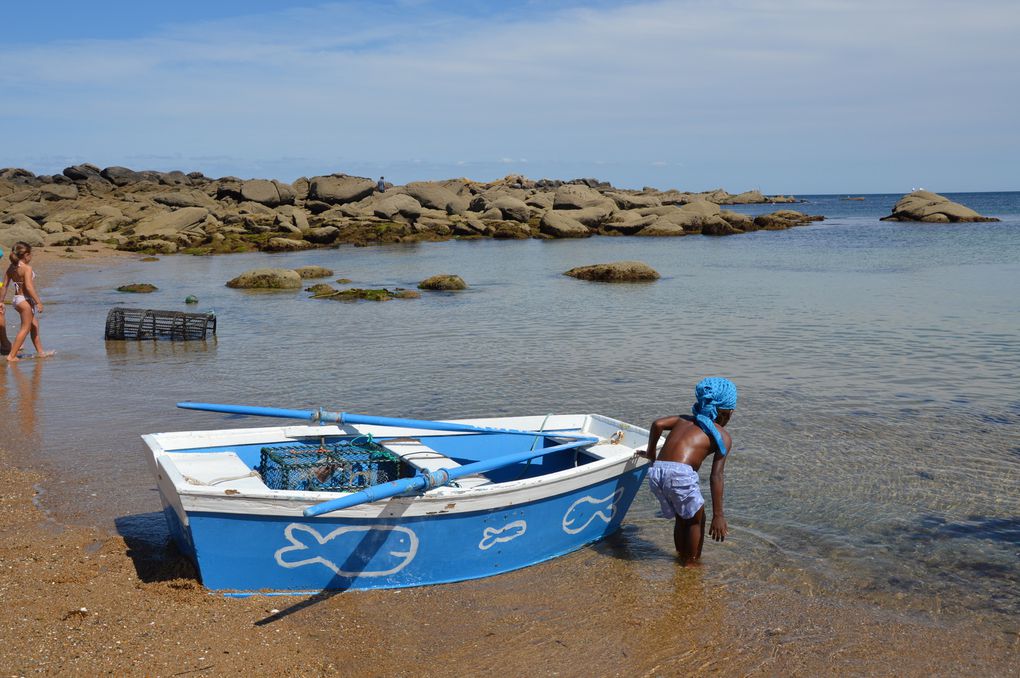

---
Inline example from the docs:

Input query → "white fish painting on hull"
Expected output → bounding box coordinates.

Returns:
[561,488,624,534]
[274,523,419,577]
[478,520,527,550]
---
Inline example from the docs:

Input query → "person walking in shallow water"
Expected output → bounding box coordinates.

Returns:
[639,377,737,565]
[0,247,11,356]
[1,242,51,362]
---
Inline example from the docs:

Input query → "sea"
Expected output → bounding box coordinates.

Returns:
[3,192,1018,671]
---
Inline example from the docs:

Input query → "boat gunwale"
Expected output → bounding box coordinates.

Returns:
[144,413,651,516]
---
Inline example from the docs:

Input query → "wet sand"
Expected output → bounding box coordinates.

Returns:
[1,439,1016,676]
[1,247,1017,675]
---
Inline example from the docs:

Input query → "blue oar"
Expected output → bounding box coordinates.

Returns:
[303,437,595,516]
[176,401,567,438]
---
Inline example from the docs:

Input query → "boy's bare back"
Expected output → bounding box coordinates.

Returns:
[653,415,732,471]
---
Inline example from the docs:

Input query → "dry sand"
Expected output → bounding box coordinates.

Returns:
[1,247,1016,676]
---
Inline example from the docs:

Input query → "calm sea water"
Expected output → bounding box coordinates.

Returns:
[3,192,1018,638]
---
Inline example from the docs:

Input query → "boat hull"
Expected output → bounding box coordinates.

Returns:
[144,413,653,593]
[172,469,645,592]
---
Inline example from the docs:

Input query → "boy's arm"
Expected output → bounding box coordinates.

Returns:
[708,449,728,541]
[642,415,679,462]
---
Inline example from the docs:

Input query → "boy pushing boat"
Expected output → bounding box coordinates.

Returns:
[640,377,737,565]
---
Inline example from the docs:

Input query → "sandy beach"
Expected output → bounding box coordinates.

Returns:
[1,245,1016,676]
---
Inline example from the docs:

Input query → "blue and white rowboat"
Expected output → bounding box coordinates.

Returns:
[142,404,652,594]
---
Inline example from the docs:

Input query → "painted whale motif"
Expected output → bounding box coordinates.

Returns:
[274,523,419,577]
[561,488,625,534]
[478,520,527,550]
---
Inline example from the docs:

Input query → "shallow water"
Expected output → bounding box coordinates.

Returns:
[3,193,1018,654]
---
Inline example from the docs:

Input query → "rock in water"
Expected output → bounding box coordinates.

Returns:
[184,295,199,304]
[117,283,158,293]
[418,274,468,290]
[293,266,334,279]
[880,190,999,223]
[564,261,660,283]
[225,268,303,289]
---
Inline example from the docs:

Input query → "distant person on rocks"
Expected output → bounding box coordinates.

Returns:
[639,377,737,565]
[1,242,52,362]
[376,176,386,193]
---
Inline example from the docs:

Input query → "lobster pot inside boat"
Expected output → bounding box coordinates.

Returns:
[258,440,411,492]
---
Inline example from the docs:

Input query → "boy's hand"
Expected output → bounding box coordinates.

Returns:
[709,514,728,542]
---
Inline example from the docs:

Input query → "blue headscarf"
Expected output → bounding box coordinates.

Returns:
[692,377,737,456]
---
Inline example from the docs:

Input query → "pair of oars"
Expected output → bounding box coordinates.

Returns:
[176,402,597,516]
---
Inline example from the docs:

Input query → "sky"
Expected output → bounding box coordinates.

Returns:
[1,0,1017,194]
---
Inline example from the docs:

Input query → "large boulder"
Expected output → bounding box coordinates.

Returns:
[130,207,209,238]
[152,190,215,209]
[226,268,303,289]
[0,213,47,248]
[636,218,687,236]
[308,176,376,205]
[263,237,312,252]
[553,184,606,210]
[373,193,423,220]
[240,179,296,207]
[540,212,591,238]
[604,192,661,210]
[880,190,999,223]
[303,226,340,244]
[404,182,469,215]
[100,166,144,186]
[62,164,106,183]
[491,196,530,222]
[38,183,79,201]
[564,261,660,283]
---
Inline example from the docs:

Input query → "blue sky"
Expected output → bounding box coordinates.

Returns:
[1,0,1017,193]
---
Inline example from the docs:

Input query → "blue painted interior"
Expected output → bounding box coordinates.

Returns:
[168,432,598,485]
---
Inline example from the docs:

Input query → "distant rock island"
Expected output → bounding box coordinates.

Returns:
[881,190,999,223]
[0,164,817,253]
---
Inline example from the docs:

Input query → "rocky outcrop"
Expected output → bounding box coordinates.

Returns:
[564,261,660,283]
[226,268,303,289]
[880,191,999,223]
[0,164,819,253]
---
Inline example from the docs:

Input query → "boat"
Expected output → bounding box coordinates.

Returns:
[142,402,651,594]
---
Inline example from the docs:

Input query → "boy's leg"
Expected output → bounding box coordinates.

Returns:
[679,507,706,565]
[695,509,707,559]
[673,517,689,556]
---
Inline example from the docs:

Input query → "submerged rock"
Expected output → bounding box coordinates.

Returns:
[226,268,303,289]
[564,261,660,283]
[306,283,338,296]
[293,265,334,279]
[316,287,420,301]
[117,283,158,293]
[880,190,999,223]
[418,274,468,290]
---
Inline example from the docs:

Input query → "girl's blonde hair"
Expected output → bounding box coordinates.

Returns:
[9,242,31,264]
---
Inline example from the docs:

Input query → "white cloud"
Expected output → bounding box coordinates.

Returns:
[1,0,1018,191]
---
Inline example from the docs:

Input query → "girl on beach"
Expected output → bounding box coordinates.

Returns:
[1,242,51,362]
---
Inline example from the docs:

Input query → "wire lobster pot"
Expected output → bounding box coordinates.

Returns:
[104,307,216,341]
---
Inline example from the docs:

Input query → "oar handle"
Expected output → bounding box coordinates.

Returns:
[303,438,595,516]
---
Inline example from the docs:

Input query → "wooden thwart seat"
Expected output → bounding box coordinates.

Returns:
[383,439,491,489]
